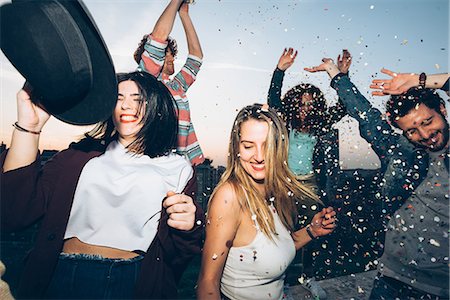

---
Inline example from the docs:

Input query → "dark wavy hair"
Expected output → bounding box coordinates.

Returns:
[85,71,178,157]
[386,87,445,128]
[281,83,327,133]
[133,34,178,65]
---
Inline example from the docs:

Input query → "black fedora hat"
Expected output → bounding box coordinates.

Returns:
[1,0,117,125]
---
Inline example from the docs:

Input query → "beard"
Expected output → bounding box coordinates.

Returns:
[409,119,449,152]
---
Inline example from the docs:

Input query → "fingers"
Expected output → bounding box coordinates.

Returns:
[163,190,182,207]
[17,89,32,102]
[380,68,396,77]
[371,91,387,96]
[163,192,196,231]
[165,202,195,215]
[342,49,351,59]
[282,47,296,58]
[304,66,318,73]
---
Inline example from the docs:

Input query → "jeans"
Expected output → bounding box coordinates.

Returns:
[369,273,443,300]
[45,253,143,299]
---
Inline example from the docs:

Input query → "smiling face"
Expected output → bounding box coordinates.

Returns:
[238,119,269,189]
[396,103,449,152]
[113,80,146,146]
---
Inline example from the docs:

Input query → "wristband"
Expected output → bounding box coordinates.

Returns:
[419,72,427,89]
[13,122,41,135]
[306,224,317,240]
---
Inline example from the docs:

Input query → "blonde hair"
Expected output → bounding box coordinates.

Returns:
[210,103,320,240]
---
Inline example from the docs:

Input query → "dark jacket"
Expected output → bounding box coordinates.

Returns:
[330,74,449,213]
[0,139,204,299]
[267,68,346,205]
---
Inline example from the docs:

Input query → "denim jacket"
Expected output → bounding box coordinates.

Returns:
[330,74,448,215]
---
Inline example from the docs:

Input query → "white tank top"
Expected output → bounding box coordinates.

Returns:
[64,140,193,252]
[221,204,296,300]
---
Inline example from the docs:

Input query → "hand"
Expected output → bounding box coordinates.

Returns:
[337,49,352,74]
[17,83,50,132]
[163,191,196,231]
[304,58,334,73]
[277,47,297,71]
[304,57,340,79]
[370,68,418,96]
[178,2,189,16]
[309,207,336,238]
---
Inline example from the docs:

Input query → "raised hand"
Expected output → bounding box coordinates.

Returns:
[309,207,337,238]
[370,68,418,96]
[304,57,335,73]
[163,191,197,231]
[337,49,352,74]
[17,84,50,132]
[277,47,298,71]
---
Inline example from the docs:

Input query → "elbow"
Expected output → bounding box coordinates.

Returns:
[150,29,168,41]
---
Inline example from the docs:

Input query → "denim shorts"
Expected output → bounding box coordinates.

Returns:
[44,253,143,299]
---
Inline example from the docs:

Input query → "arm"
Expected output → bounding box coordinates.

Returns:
[163,174,204,274]
[305,59,400,166]
[166,55,202,94]
[136,0,183,76]
[197,184,240,300]
[325,49,352,125]
[151,0,183,41]
[4,88,50,172]
[370,69,450,96]
[291,207,336,250]
[1,87,53,230]
[179,3,203,59]
[268,48,297,110]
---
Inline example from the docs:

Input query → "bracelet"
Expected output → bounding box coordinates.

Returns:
[13,122,41,135]
[306,224,317,240]
[419,72,427,89]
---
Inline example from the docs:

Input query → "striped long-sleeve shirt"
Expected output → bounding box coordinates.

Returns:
[137,34,204,166]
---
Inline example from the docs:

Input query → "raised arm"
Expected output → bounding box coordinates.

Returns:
[305,58,400,168]
[179,3,203,59]
[135,0,183,76]
[268,48,297,110]
[324,49,353,127]
[370,69,450,96]
[197,184,240,300]
[151,0,183,41]
[4,86,50,172]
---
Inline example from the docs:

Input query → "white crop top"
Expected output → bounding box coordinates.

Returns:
[64,140,193,252]
[220,204,296,300]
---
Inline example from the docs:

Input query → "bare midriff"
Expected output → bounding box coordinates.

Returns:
[63,237,140,259]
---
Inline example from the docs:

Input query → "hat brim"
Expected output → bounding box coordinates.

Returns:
[54,0,117,125]
[2,0,117,126]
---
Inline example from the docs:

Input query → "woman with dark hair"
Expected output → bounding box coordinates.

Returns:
[1,71,204,299]
[268,48,351,201]
[267,48,351,299]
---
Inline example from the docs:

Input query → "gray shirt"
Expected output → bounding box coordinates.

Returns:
[380,148,449,297]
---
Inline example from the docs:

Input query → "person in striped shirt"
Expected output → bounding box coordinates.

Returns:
[134,0,204,166]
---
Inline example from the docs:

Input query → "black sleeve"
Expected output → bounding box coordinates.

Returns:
[267,67,285,110]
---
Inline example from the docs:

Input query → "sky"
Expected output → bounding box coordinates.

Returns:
[1,0,448,168]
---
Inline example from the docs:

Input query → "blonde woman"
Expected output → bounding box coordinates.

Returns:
[197,104,336,300]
